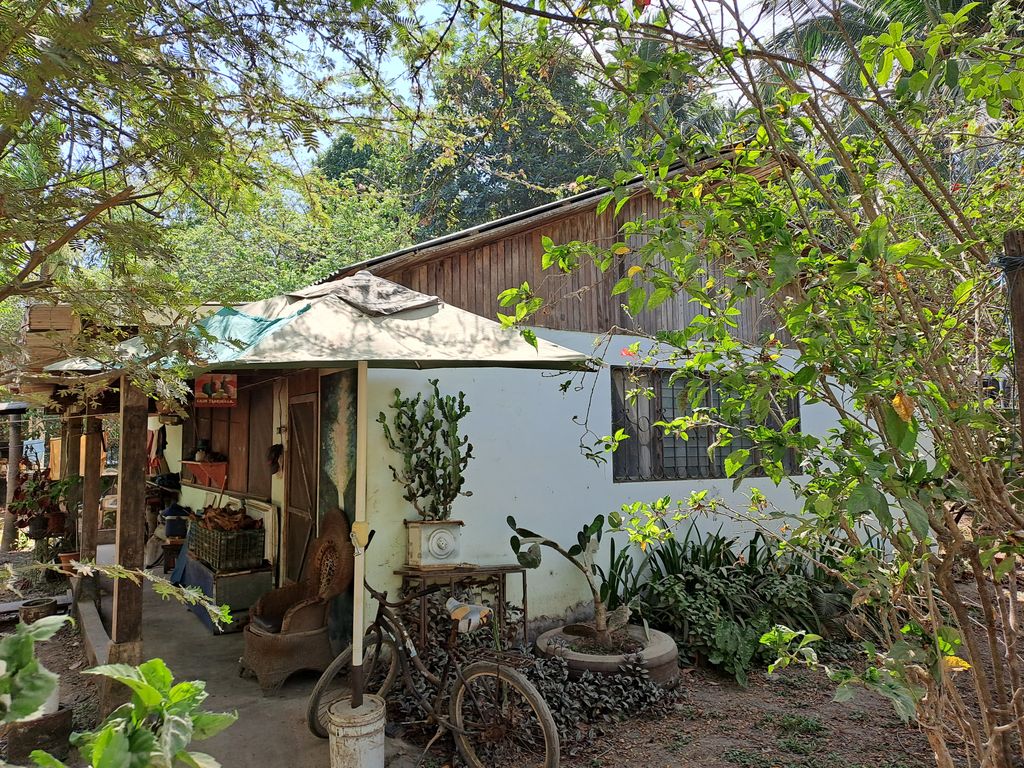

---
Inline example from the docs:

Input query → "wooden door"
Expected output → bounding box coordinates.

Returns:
[285,392,317,582]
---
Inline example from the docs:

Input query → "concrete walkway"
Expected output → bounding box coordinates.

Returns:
[140,585,330,767]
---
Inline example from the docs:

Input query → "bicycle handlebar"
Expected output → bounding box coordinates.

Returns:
[364,579,444,608]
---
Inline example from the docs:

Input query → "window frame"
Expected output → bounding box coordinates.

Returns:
[610,366,801,484]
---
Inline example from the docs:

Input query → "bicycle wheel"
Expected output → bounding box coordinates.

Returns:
[306,627,398,739]
[449,661,559,768]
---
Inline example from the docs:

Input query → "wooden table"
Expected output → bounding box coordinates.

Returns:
[394,563,528,648]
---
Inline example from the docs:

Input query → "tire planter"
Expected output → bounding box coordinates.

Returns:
[535,624,679,684]
[4,705,72,762]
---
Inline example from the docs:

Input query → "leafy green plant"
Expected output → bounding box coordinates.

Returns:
[31,658,236,768]
[509,513,630,646]
[641,525,848,685]
[595,537,648,613]
[0,615,71,725]
[377,379,473,521]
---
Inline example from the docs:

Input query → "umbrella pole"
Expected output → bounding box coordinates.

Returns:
[350,360,369,709]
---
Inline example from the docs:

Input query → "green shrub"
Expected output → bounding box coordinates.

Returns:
[639,524,850,685]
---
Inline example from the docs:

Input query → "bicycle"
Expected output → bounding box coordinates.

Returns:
[306,580,559,767]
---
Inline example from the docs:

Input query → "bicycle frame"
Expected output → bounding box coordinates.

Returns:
[362,581,494,735]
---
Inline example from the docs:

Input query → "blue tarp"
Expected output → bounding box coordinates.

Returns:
[194,306,308,365]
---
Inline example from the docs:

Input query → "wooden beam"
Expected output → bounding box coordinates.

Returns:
[111,377,148,644]
[80,416,103,562]
[1,414,22,552]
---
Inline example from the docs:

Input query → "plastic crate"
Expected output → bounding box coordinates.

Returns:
[187,524,264,572]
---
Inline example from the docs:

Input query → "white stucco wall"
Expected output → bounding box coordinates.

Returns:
[362,328,839,622]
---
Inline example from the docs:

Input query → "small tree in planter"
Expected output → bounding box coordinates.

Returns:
[508,514,679,682]
[508,513,622,647]
[378,379,474,567]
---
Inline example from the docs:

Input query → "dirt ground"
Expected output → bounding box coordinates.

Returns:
[389,657,932,768]
[561,664,931,768]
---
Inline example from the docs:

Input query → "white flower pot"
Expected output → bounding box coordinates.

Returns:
[405,520,464,568]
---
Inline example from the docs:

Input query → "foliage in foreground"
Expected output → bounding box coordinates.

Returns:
[2,615,235,768]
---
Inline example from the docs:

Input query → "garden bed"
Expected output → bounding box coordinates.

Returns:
[560,663,931,768]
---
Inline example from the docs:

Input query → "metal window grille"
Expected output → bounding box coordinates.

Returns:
[611,367,801,483]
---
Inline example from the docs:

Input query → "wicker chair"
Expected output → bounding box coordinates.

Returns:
[240,511,353,694]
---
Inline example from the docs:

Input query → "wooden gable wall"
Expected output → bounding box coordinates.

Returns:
[365,189,778,342]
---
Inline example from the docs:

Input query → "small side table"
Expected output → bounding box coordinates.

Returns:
[162,538,185,573]
[394,563,528,649]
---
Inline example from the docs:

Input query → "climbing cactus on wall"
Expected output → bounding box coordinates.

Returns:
[377,379,473,521]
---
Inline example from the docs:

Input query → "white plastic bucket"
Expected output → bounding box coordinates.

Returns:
[327,694,386,768]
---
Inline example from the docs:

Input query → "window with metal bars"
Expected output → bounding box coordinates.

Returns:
[611,367,801,483]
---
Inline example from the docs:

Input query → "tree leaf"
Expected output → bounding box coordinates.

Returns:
[792,366,817,386]
[627,286,646,316]
[953,278,976,306]
[724,449,750,478]
[848,483,892,530]
[611,276,633,296]
[901,498,930,540]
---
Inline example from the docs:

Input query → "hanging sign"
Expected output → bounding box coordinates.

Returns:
[195,373,238,408]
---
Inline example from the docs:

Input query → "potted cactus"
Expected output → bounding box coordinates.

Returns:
[378,379,473,567]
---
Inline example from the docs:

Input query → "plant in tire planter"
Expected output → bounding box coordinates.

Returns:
[378,379,473,567]
[507,515,679,683]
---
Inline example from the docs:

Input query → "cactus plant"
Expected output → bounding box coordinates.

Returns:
[377,379,474,521]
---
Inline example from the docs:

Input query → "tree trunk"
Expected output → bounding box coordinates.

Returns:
[1,414,23,552]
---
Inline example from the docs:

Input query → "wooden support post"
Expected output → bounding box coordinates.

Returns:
[1,413,23,552]
[1004,230,1024,446]
[111,377,148,645]
[57,419,70,480]
[64,416,83,531]
[80,416,103,562]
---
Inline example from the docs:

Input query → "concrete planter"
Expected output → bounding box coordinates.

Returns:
[405,519,463,568]
[535,624,679,684]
